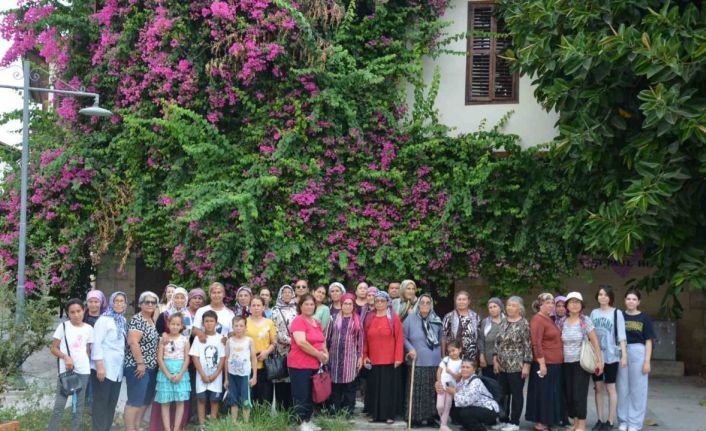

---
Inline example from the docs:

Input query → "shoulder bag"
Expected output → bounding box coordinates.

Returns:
[58,321,83,397]
[265,309,289,381]
[579,316,599,373]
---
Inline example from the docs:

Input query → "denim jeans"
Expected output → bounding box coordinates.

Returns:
[47,373,90,431]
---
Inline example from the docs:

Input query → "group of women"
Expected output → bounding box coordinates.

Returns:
[47,280,654,431]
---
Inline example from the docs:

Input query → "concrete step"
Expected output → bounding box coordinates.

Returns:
[652,360,684,377]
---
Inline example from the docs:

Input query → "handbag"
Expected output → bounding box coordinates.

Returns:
[311,365,332,404]
[579,317,599,373]
[265,352,288,381]
[265,309,289,381]
[58,322,83,397]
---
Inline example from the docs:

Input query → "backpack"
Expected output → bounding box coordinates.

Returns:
[472,375,505,416]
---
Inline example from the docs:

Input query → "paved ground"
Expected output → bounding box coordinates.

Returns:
[5,345,706,430]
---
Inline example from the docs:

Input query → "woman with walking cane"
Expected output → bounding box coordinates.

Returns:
[403,293,443,427]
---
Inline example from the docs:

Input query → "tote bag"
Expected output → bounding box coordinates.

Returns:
[311,365,332,403]
[579,317,599,373]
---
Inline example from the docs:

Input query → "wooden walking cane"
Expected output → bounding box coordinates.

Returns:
[407,357,416,430]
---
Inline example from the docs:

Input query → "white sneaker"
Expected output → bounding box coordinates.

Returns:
[310,423,322,431]
[492,424,507,430]
[299,421,314,431]
[627,427,639,431]
[618,424,628,431]
[502,425,520,431]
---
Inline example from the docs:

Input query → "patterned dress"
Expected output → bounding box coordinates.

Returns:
[442,310,481,362]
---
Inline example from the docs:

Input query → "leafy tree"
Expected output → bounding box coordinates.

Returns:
[498,0,706,315]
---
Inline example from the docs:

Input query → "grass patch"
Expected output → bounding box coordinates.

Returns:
[189,402,293,430]
[313,409,354,431]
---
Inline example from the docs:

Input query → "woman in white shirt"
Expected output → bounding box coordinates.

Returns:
[91,291,128,431]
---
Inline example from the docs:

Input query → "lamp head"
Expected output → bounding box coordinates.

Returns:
[79,102,112,117]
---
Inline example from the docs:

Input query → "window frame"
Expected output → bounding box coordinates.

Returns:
[465,1,519,105]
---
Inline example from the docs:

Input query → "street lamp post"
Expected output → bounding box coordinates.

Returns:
[0,60,112,324]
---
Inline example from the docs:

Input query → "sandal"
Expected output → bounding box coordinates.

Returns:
[386,419,395,425]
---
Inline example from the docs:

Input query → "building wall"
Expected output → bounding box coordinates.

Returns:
[420,0,559,147]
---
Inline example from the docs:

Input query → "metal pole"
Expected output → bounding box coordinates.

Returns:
[15,60,30,325]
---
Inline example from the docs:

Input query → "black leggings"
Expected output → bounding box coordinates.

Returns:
[498,371,524,425]
[252,368,273,405]
[564,362,591,420]
[451,405,499,431]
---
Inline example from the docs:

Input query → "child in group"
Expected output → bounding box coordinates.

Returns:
[190,310,226,430]
[591,285,627,431]
[435,340,463,431]
[224,316,258,424]
[155,313,191,431]
[48,298,94,431]
[617,289,655,431]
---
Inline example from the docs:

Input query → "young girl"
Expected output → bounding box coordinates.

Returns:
[591,285,627,431]
[155,313,191,431]
[224,316,257,424]
[48,298,94,431]
[435,340,463,431]
[617,289,654,431]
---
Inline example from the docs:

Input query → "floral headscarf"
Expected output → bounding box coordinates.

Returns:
[275,284,297,309]
[234,285,252,317]
[365,290,394,332]
[102,291,127,337]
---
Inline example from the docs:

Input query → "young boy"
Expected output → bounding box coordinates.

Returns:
[48,298,94,431]
[190,310,226,430]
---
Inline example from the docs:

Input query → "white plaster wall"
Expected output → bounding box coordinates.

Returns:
[421,0,560,148]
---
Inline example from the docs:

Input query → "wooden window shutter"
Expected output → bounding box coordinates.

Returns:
[466,2,518,104]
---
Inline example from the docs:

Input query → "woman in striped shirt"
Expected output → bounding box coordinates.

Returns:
[325,293,364,418]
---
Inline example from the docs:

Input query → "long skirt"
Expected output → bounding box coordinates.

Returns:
[367,364,403,422]
[525,362,562,426]
[404,366,437,424]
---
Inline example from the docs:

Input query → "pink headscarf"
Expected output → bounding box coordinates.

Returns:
[86,290,108,314]
[335,293,361,331]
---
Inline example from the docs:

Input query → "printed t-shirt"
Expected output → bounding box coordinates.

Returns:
[624,312,656,345]
[590,307,627,364]
[189,334,225,393]
[227,337,253,376]
[193,305,235,336]
[54,321,94,375]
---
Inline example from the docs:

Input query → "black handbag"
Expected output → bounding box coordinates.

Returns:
[58,322,83,397]
[265,309,289,381]
[265,352,288,381]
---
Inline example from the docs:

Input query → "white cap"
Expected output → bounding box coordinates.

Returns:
[565,291,584,303]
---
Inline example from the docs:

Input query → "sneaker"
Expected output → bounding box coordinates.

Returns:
[492,424,507,430]
[618,424,628,431]
[501,425,520,431]
[627,427,639,431]
[299,422,314,431]
[310,423,322,431]
[592,421,604,431]
[602,422,615,430]
[439,427,452,431]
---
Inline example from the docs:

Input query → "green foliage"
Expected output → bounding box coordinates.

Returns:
[199,403,292,430]
[498,0,706,315]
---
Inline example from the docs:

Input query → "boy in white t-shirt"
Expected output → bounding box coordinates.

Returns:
[190,310,226,429]
[435,340,463,431]
[48,298,95,431]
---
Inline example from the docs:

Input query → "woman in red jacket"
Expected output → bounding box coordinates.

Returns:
[363,290,404,424]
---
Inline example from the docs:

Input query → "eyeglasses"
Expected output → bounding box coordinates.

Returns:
[142,300,158,305]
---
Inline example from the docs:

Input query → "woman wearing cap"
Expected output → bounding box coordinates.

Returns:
[124,291,160,431]
[526,292,564,431]
[441,290,481,362]
[391,279,418,322]
[561,291,604,431]
[325,292,364,417]
[234,285,252,318]
[272,284,298,409]
[91,292,128,431]
[478,297,505,380]
[328,282,346,321]
[403,293,443,427]
[364,291,404,424]
[493,296,532,431]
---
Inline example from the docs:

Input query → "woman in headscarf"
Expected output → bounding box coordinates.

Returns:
[155,287,190,336]
[84,289,108,327]
[272,284,298,409]
[91,292,128,431]
[441,290,481,362]
[325,292,364,418]
[403,293,443,427]
[328,282,346,321]
[365,286,379,314]
[234,285,252,318]
[363,291,404,424]
[552,295,567,324]
[391,279,418,322]
[478,297,505,380]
